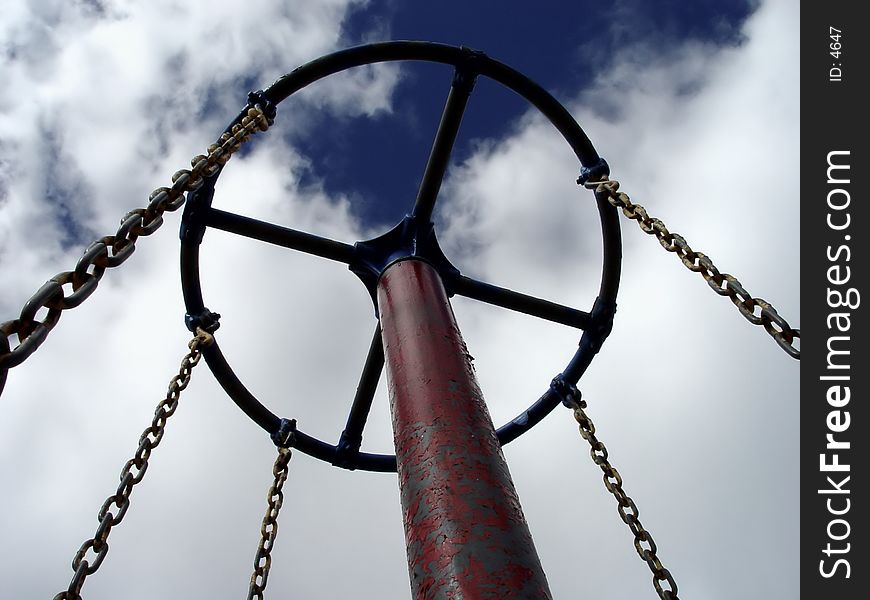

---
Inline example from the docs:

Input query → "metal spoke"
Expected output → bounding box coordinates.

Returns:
[411,65,478,224]
[334,324,384,468]
[205,208,356,264]
[452,275,591,330]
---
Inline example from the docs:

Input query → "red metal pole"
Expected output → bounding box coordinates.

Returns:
[378,259,552,599]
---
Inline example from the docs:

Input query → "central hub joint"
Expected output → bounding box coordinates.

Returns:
[349,214,460,312]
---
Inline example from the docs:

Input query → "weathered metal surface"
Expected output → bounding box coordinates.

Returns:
[378,259,552,599]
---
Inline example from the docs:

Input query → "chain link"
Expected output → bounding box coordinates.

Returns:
[552,377,679,600]
[247,446,293,600]
[0,105,272,381]
[53,328,214,600]
[584,177,800,359]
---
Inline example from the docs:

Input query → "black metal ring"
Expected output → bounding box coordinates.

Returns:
[180,41,622,472]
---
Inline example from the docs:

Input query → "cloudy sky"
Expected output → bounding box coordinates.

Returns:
[0,1,799,598]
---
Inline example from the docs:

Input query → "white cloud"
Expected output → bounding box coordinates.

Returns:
[0,1,798,598]
[0,0,397,305]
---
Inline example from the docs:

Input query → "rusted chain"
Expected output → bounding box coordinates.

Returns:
[53,328,214,600]
[0,103,273,386]
[552,377,680,600]
[584,176,800,359]
[247,445,293,600]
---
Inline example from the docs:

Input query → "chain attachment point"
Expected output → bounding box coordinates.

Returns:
[185,308,221,335]
[271,418,297,448]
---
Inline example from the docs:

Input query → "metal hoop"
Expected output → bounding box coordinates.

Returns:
[180,41,622,472]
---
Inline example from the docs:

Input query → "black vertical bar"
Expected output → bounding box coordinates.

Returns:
[334,324,384,468]
[410,66,477,224]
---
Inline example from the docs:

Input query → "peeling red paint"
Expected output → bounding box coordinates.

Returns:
[378,260,552,600]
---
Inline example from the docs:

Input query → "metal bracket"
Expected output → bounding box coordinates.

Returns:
[271,418,297,448]
[576,157,610,185]
[550,375,583,409]
[577,295,616,356]
[179,179,216,245]
[333,429,362,470]
[349,215,461,312]
[185,308,221,334]
[246,89,278,125]
[453,47,486,90]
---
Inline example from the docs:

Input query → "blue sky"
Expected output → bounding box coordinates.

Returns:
[293,0,755,226]
[0,1,798,599]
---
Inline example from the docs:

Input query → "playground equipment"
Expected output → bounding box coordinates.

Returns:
[0,42,799,599]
